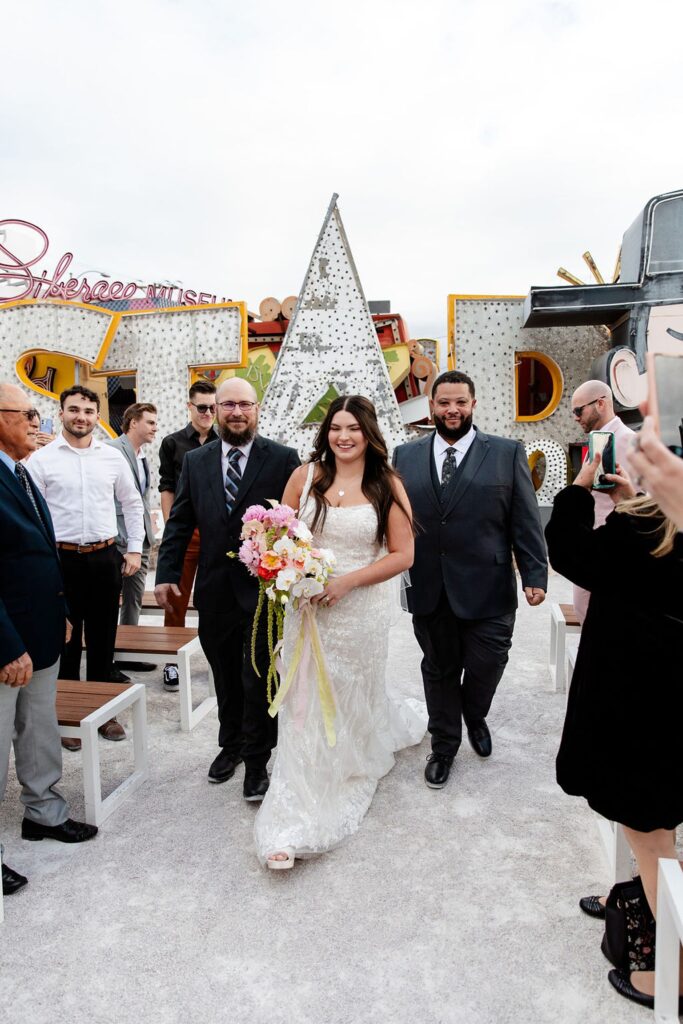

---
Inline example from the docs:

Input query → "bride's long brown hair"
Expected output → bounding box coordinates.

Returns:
[307,395,411,546]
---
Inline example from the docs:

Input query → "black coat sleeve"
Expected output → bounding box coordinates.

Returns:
[158,435,176,494]
[155,458,197,585]
[510,441,549,590]
[545,485,611,593]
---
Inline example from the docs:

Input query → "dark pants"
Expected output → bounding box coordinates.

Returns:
[59,544,123,682]
[197,604,277,770]
[413,588,515,758]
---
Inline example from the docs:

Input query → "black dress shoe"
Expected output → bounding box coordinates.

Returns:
[243,768,269,802]
[579,894,606,918]
[2,863,28,895]
[115,661,155,672]
[467,720,492,758]
[424,754,453,789]
[608,967,683,1011]
[109,668,131,683]
[208,750,243,784]
[22,817,98,843]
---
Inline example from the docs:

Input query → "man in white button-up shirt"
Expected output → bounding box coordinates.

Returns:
[28,387,144,744]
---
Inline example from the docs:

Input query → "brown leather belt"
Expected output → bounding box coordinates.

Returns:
[56,538,116,554]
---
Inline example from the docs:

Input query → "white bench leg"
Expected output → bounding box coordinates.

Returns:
[81,719,102,826]
[549,604,567,693]
[655,858,683,1023]
[595,815,633,884]
[177,640,217,732]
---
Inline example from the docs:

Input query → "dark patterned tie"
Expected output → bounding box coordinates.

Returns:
[15,462,46,528]
[225,448,242,514]
[441,447,457,489]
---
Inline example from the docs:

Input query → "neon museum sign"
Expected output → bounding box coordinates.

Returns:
[0,219,227,307]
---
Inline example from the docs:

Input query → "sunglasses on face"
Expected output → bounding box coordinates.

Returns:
[191,403,216,415]
[0,408,40,421]
[571,397,607,418]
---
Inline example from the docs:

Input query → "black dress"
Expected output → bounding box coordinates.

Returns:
[545,485,683,832]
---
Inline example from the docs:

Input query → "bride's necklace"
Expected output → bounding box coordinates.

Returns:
[335,476,362,500]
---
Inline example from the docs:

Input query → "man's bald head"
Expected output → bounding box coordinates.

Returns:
[216,376,259,446]
[0,382,39,460]
[571,380,614,434]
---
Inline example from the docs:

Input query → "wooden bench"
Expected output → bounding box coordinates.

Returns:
[566,644,633,886]
[56,680,148,826]
[120,591,196,618]
[114,625,215,732]
[655,858,683,1021]
[549,602,582,693]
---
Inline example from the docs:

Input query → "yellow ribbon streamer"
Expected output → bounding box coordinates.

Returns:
[268,604,337,747]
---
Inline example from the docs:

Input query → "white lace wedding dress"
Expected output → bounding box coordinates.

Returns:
[254,464,426,864]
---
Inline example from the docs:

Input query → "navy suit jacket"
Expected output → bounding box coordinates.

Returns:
[393,429,548,618]
[156,435,300,614]
[0,458,67,670]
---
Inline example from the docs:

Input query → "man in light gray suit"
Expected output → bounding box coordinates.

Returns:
[108,403,157,635]
[393,370,548,790]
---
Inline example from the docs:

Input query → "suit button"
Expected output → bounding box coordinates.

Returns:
[441,520,447,525]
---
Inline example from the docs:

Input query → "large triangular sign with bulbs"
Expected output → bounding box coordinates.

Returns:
[259,194,407,455]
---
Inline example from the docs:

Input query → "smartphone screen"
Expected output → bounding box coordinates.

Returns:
[588,430,616,489]
[650,353,683,455]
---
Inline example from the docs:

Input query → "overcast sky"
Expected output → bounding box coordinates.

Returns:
[2,0,682,344]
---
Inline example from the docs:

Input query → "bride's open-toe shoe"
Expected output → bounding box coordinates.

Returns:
[267,847,295,870]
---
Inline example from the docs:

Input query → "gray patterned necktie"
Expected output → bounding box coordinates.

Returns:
[441,447,457,489]
[225,448,243,514]
[15,462,46,528]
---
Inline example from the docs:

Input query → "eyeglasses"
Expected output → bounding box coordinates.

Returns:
[571,397,607,418]
[217,401,257,412]
[0,408,40,421]
[190,403,216,415]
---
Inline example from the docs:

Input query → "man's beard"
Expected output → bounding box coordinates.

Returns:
[433,411,473,442]
[221,421,256,446]
[63,422,95,439]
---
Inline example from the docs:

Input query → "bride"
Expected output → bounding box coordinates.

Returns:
[254,395,426,869]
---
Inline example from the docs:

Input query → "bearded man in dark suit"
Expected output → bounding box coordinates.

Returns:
[393,370,548,790]
[155,379,300,801]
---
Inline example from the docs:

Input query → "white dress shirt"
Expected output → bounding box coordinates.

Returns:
[433,425,477,483]
[221,438,254,485]
[27,433,145,551]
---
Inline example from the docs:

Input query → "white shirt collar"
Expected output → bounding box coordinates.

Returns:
[221,438,254,460]
[434,425,477,457]
[56,431,102,451]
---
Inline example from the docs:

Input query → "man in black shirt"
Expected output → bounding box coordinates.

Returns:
[158,381,218,690]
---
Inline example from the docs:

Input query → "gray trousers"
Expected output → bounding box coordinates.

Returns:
[0,658,68,830]
[118,547,150,626]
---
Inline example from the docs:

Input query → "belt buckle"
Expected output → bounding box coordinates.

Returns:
[77,543,90,554]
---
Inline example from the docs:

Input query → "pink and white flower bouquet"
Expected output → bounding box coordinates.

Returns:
[232,503,336,705]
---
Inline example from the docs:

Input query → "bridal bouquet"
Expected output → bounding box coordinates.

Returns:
[233,503,337,744]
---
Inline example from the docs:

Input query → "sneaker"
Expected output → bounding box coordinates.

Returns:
[163,664,179,691]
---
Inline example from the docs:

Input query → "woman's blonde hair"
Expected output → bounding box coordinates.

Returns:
[615,494,677,557]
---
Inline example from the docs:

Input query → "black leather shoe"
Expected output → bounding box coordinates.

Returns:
[467,720,492,758]
[208,750,243,784]
[109,668,131,683]
[579,894,606,919]
[243,768,269,802]
[2,864,28,895]
[22,817,98,843]
[608,967,683,1011]
[424,754,453,789]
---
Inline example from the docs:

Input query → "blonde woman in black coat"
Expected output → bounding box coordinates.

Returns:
[545,455,683,1011]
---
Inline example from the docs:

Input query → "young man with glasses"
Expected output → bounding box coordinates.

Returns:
[570,380,635,622]
[157,381,218,690]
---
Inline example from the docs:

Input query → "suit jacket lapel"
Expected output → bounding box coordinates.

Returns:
[231,436,268,518]
[207,440,229,522]
[120,436,143,494]
[417,434,442,516]
[0,461,56,547]
[442,431,489,517]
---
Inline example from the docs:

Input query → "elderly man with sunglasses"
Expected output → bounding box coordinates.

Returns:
[157,381,218,690]
[570,380,636,622]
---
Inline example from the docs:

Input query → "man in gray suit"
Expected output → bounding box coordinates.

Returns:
[108,405,157,679]
[393,370,547,790]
